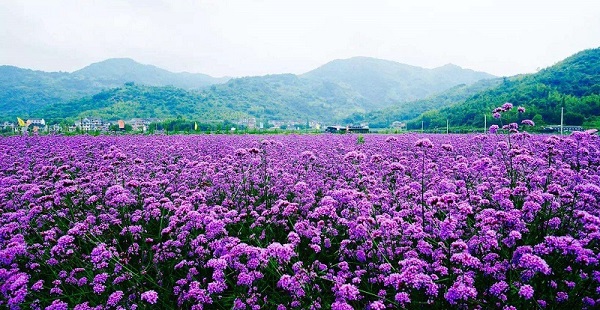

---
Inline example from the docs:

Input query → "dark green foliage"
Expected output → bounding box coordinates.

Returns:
[345,78,503,127]
[0,58,228,119]
[108,123,133,132]
[41,84,248,121]
[409,48,600,128]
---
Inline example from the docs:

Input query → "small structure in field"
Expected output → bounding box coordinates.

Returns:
[325,125,369,133]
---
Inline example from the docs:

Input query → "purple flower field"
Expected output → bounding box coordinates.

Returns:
[1,131,600,309]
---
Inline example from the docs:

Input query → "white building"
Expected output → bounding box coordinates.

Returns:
[76,118,110,131]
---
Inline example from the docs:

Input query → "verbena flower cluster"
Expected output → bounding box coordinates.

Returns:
[1,130,600,309]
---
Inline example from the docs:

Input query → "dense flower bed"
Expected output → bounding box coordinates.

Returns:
[1,129,600,309]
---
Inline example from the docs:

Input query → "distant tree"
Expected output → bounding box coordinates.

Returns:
[532,114,545,126]
[109,124,132,132]
[564,112,585,125]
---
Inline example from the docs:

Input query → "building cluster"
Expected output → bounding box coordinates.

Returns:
[542,125,584,133]
[325,125,370,133]
[67,118,110,132]
[259,119,322,130]
[391,121,407,129]
[126,118,162,131]
[2,118,49,133]
[237,118,259,129]
[2,117,162,133]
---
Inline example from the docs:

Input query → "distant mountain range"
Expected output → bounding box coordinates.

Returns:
[0,56,495,122]
[2,48,599,128]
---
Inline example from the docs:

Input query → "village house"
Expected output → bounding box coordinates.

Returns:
[237,118,257,129]
[308,121,321,130]
[126,118,161,131]
[391,121,407,129]
[28,118,46,126]
[48,124,62,132]
[74,118,110,131]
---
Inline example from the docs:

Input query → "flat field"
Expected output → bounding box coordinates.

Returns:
[1,133,599,309]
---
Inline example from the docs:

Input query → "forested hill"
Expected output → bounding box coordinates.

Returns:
[1,57,494,121]
[42,84,247,121]
[342,78,503,128]
[39,61,498,123]
[41,75,368,122]
[408,48,600,129]
[301,57,495,110]
[72,58,230,89]
[0,59,229,118]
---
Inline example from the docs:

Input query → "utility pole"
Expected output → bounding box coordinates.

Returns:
[560,107,564,135]
[446,119,449,134]
[484,114,487,133]
[421,121,424,133]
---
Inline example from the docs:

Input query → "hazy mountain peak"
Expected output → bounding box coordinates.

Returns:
[306,56,420,73]
[301,56,495,108]
[88,57,139,65]
[73,58,165,76]
[69,58,228,89]
[435,63,462,69]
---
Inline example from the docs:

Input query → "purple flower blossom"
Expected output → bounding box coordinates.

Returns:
[556,291,568,302]
[519,285,534,300]
[521,119,535,126]
[445,276,477,305]
[331,301,354,310]
[367,301,386,310]
[141,290,158,304]
[518,254,552,275]
[335,283,360,301]
[395,292,410,304]
[489,281,508,297]
[107,290,124,306]
[441,143,454,151]
[489,125,499,134]
[415,138,433,148]
[45,300,69,310]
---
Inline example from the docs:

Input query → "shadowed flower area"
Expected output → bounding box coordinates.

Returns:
[1,131,600,309]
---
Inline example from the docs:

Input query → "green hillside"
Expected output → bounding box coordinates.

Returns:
[302,57,495,110]
[203,74,368,121]
[0,59,228,118]
[0,66,92,117]
[41,84,247,122]
[72,58,229,89]
[407,48,600,129]
[343,78,503,127]
[40,74,368,122]
[1,57,495,122]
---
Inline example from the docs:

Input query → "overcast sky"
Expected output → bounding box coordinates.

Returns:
[1,0,599,78]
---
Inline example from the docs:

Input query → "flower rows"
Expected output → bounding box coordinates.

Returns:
[1,130,599,309]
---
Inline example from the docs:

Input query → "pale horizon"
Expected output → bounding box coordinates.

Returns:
[1,0,599,78]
